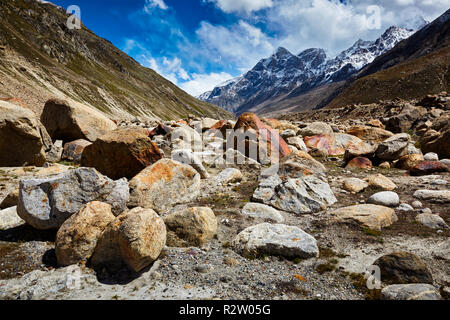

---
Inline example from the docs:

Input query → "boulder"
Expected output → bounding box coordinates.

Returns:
[128,159,201,213]
[413,190,450,203]
[148,123,172,138]
[367,191,400,207]
[45,140,63,163]
[366,174,397,191]
[299,122,333,137]
[329,204,398,231]
[81,128,162,180]
[0,206,25,230]
[62,139,92,163]
[241,203,284,223]
[343,178,368,193]
[164,207,217,247]
[55,201,116,266]
[228,113,291,164]
[215,168,243,185]
[286,136,307,152]
[374,252,433,285]
[17,168,129,230]
[0,101,47,166]
[92,207,166,273]
[409,161,449,176]
[384,105,426,134]
[41,99,117,142]
[252,161,336,215]
[305,133,374,158]
[376,133,410,161]
[171,149,209,179]
[415,213,449,229]
[421,128,450,159]
[423,153,439,161]
[346,157,372,170]
[395,154,424,170]
[346,125,393,143]
[304,134,344,156]
[232,223,319,259]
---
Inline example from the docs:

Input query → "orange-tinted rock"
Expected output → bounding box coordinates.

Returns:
[81,128,162,179]
[209,120,234,138]
[0,97,28,109]
[395,154,424,170]
[409,161,449,176]
[304,134,345,156]
[230,113,291,162]
[346,157,373,170]
[346,125,393,143]
[367,119,385,129]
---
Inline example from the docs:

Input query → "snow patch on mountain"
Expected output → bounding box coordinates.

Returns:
[200,25,422,113]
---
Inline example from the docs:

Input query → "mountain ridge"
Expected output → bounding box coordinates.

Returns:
[0,0,232,120]
[200,24,421,115]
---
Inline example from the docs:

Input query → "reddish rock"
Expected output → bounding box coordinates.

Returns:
[0,97,29,109]
[209,120,234,138]
[260,118,281,130]
[81,128,162,179]
[230,113,291,163]
[148,124,172,138]
[346,157,373,170]
[409,161,449,176]
[304,134,345,156]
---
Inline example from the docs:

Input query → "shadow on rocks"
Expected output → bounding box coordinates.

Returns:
[90,261,154,286]
[0,224,57,243]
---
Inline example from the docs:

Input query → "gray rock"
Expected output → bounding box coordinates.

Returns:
[241,203,284,223]
[253,174,337,215]
[299,122,333,137]
[171,149,210,179]
[17,168,129,230]
[45,140,63,163]
[232,223,319,259]
[280,129,296,139]
[415,213,449,230]
[367,191,400,207]
[376,133,410,161]
[215,168,243,185]
[286,136,307,152]
[0,206,25,230]
[413,190,450,203]
[396,203,414,212]
[424,152,439,161]
[440,159,450,166]
[411,201,423,208]
[381,284,441,300]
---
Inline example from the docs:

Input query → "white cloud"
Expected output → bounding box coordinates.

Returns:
[208,0,273,14]
[196,20,275,70]
[179,72,234,96]
[144,0,168,12]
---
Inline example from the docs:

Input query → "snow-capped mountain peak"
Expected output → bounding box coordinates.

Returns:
[200,24,422,113]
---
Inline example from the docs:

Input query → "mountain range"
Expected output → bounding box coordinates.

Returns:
[199,22,428,116]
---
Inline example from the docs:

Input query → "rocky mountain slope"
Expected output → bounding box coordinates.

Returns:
[200,25,418,115]
[0,0,232,120]
[326,9,450,109]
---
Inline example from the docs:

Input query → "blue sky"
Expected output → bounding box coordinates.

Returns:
[49,0,450,96]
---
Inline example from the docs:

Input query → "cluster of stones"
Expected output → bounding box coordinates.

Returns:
[0,95,448,300]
